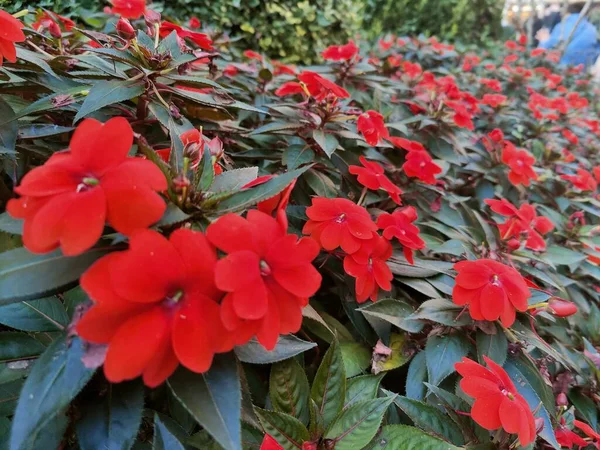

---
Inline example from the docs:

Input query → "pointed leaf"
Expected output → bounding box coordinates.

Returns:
[310,340,346,430]
[235,336,316,364]
[406,352,428,401]
[210,167,259,193]
[425,335,470,386]
[74,80,145,122]
[270,358,310,425]
[344,374,384,409]
[153,415,186,450]
[476,325,508,366]
[255,409,309,450]
[374,425,462,450]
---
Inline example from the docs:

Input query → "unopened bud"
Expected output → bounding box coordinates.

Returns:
[144,9,161,28]
[535,417,545,432]
[506,238,521,251]
[302,442,318,450]
[116,18,135,41]
[556,392,568,407]
[548,298,578,317]
[173,175,190,193]
[48,21,62,38]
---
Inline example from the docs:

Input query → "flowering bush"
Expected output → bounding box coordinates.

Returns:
[1,5,600,450]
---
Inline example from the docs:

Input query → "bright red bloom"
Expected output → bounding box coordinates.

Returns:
[402,61,422,79]
[303,197,377,254]
[322,40,359,61]
[531,48,545,57]
[562,149,575,162]
[455,357,536,446]
[556,421,588,449]
[343,234,393,303]
[451,106,475,130]
[502,142,537,187]
[489,129,504,143]
[244,50,263,61]
[377,207,425,264]
[481,94,507,108]
[561,169,597,192]
[573,420,600,448]
[562,129,579,145]
[349,156,402,204]
[242,175,296,231]
[485,199,554,251]
[7,118,167,256]
[452,259,531,326]
[0,10,25,66]
[275,71,349,101]
[387,137,426,152]
[189,17,201,29]
[402,150,442,185]
[273,61,296,76]
[260,435,284,450]
[379,38,394,51]
[159,21,213,50]
[109,0,146,19]
[480,78,502,92]
[77,229,231,387]
[223,65,239,77]
[207,211,322,350]
[32,11,74,38]
[357,110,389,146]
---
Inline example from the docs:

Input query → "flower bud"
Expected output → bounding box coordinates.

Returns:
[506,238,521,251]
[116,18,135,41]
[47,20,62,38]
[144,9,161,28]
[548,298,578,317]
[302,442,317,450]
[535,417,545,432]
[556,392,568,407]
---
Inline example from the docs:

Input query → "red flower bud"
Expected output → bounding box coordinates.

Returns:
[302,443,317,450]
[548,298,578,317]
[506,238,521,251]
[116,18,135,40]
[48,20,62,38]
[144,9,161,27]
[556,392,568,407]
[535,417,545,432]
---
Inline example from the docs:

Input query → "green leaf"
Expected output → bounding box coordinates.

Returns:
[359,299,424,333]
[0,213,23,235]
[425,335,470,386]
[167,354,241,450]
[476,325,508,366]
[406,352,428,401]
[235,336,316,364]
[311,340,346,430]
[388,256,453,277]
[283,145,315,170]
[340,342,371,377]
[215,167,310,214]
[255,408,310,450]
[0,97,17,151]
[0,379,25,416]
[17,124,74,139]
[0,332,45,363]
[10,337,96,450]
[153,415,186,450]
[324,396,395,450]
[312,130,339,157]
[210,167,259,193]
[165,74,225,90]
[391,395,465,445]
[344,374,384,409]
[410,299,473,327]
[543,246,587,266]
[373,425,462,450]
[0,296,67,332]
[77,380,144,450]
[197,146,216,192]
[74,80,145,123]
[249,121,303,135]
[0,246,112,305]
[502,360,560,449]
[303,169,338,198]
[569,389,598,432]
[270,358,310,425]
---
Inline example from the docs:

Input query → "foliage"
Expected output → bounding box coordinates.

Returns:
[0,5,600,450]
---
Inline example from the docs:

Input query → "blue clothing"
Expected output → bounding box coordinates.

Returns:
[539,14,599,67]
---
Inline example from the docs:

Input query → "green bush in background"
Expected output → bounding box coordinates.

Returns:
[4,0,505,62]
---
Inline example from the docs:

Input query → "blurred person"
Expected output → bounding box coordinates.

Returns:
[538,1,599,67]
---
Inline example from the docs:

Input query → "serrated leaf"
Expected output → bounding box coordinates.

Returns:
[312,130,339,157]
[340,342,371,378]
[390,395,465,445]
[10,337,95,450]
[0,246,112,306]
[270,358,310,425]
[77,380,144,450]
[406,351,428,401]
[215,166,310,214]
[568,389,598,432]
[324,396,395,450]
[210,167,259,193]
[476,325,508,366]
[255,409,309,450]
[374,425,462,450]
[153,415,186,450]
[311,340,346,430]
[283,145,315,170]
[168,354,241,450]
[235,336,316,364]
[359,299,424,333]
[74,79,145,122]
[345,375,384,409]
[425,335,470,386]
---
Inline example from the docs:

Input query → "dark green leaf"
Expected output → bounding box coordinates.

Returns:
[476,325,508,366]
[17,124,73,139]
[168,354,241,450]
[197,146,216,192]
[359,299,424,333]
[373,425,462,449]
[0,97,17,151]
[569,389,598,432]
[0,332,45,363]
[210,167,259,193]
[406,352,428,401]
[235,336,316,364]
[0,297,68,332]
[10,337,96,450]
[311,340,346,430]
[255,408,309,450]
[0,213,23,236]
[340,342,371,377]
[249,121,303,135]
[344,374,384,409]
[410,299,473,327]
[312,130,339,157]
[425,335,469,386]
[283,145,315,170]
[270,358,310,425]
[153,415,186,450]
[74,80,145,122]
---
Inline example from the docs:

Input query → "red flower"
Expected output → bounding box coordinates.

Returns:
[0,10,25,66]
[480,78,502,92]
[377,207,425,264]
[562,149,575,162]
[452,259,531,326]
[481,94,507,108]
[451,106,475,130]
[485,199,554,251]
[357,110,389,146]
[260,435,284,450]
[189,17,201,29]
[322,40,359,61]
[223,65,239,77]
[505,40,519,50]
[273,61,296,76]
[402,150,442,185]
[379,38,394,51]
[76,229,231,387]
[455,357,536,446]
[242,176,296,231]
[343,234,393,302]
[387,137,426,152]
[159,21,213,50]
[502,142,537,186]
[109,0,146,19]
[7,118,167,256]
[303,197,377,254]
[32,11,74,38]
[207,211,322,350]
[275,71,349,101]
[349,156,402,204]
[561,169,598,192]
[573,420,600,448]
[244,50,263,61]
[402,61,422,79]
[556,420,588,449]
[489,129,504,143]
[562,129,579,145]
[531,48,545,57]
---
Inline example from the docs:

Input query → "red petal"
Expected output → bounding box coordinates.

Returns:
[25,192,76,253]
[60,188,107,256]
[0,10,25,41]
[455,357,500,384]
[16,159,81,197]
[214,251,261,292]
[471,394,504,430]
[232,279,269,320]
[103,185,165,236]
[455,264,492,289]
[272,265,321,298]
[206,213,256,253]
[480,283,506,321]
[256,294,280,350]
[320,222,343,251]
[142,336,179,388]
